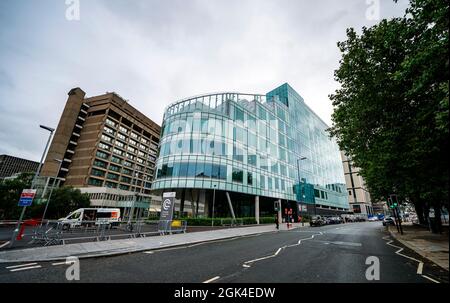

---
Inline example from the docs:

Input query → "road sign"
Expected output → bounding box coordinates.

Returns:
[18,189,37,207]
[160,192,175,221]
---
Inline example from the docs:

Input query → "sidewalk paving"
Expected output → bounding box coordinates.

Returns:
[388,223,449,271]
[0,223,307,263]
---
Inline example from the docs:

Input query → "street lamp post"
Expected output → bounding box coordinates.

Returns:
[10,125,55,247]
[211,185,216,227]
[40,159,63,227]
[296,156,307,226]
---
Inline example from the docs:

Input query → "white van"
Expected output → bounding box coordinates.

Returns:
[59,208,121,229]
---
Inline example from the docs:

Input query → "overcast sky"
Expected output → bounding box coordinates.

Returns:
[0,0,409,162]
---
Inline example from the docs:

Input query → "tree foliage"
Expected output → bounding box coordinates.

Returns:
[329,0,448,223]
[0,173,90,220]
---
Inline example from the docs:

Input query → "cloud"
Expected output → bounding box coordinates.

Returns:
[0,0,409,161]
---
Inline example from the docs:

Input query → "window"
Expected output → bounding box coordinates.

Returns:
[105,181,117,188]
[123,160,133,167]
[248,155,257,166]
[129,139,138,146]
[103,126,115,135]
[107,172,119,181]
[98,142,111,151]
[96,151,109,160]
[91,168,105,177]
[247,172,253,185]
[121,176,131,184]
[315,189,320,198]
[130,132,139,139]
[101,134,113,143]
[117,133,126,141]
[109,164,121,173]
[105,118,117,128]
[260,175,265,189]
[113,148,124,156]
[235,107,244,123]
[88,178,103,186]
[114,141,124,149]
[119,125,128,134]
[93,159,107,168]
[233,146,243,162]
[111,156,122,164]
[122,168,132,175]
[232,168,243,183]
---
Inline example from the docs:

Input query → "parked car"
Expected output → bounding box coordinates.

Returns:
[310,215,325,227]
[58,208,121,230]
[368,216,378,222]
[382,216,396,226]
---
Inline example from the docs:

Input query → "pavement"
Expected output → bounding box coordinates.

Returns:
[388,223,449,271]
[0,222,448,283]
[0,222,303,263]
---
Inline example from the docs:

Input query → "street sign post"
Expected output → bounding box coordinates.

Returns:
[160,192,176,232]
[18,189,37,207]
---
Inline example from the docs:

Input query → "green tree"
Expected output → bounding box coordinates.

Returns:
[0,173,33,220]
[329,0,448,231]
[30,186,91,219]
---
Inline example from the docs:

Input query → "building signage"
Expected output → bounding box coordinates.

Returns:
[18,189,37,207]
[160,192,176,221]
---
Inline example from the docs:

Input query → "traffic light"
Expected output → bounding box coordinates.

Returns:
[274,201,280,212]
[390,194,399,208]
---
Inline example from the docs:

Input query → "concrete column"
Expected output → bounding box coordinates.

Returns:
[255,196,260,224]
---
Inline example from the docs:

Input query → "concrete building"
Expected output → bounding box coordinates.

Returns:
[341,152,374,218]
[152,83,349,221]
[40,88,161,218]
[0,154,39,179]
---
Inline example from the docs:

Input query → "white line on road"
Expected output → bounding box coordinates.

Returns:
[243,232,324,267]
[6,263,38,269]
[9,265,42,272]
[52,262,68,266]
[422,275,440,284]
[382,235,434,282]
[203,276,220,283]
[0,241,10,249]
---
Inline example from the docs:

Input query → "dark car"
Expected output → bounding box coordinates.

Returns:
[382,217,396,226]
[310,215,325,227]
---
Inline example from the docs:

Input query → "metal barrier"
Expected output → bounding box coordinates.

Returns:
[26,219,186,246]
[158,220,187,235]
[220,218,243,227]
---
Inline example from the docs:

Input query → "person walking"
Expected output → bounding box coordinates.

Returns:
[275,213,279,230]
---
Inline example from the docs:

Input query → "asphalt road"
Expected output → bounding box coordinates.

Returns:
[0,222,447,283]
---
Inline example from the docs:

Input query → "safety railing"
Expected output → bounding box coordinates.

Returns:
[158,220,188,235]
[26,219,187,246]
[220,218,243,227]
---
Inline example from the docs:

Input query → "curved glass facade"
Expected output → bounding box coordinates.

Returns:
[153,83,349,212]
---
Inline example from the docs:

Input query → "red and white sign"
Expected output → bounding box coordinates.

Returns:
[21,189,37,198]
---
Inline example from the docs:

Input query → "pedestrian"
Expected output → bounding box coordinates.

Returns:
[275,214,279,230]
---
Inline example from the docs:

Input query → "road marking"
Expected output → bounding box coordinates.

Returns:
[316,240,362,247]
[382,235,431,282]
[9,265,42,272]
[422,275,440,284]
[243,232,324,267]
[0,241,10,249]
[143,251,154,254]
[417,262,423,275]
[6,263,38,269]
[203,276,220,283]
[52,262,68,266]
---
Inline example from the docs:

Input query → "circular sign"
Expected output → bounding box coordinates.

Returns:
[163,199,172,211]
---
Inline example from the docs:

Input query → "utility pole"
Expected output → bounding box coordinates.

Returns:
[10,125,54,247]
[40,159,63,227]
[211,185,216,227]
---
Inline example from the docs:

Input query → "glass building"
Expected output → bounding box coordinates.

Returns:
[152,83,349,221]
